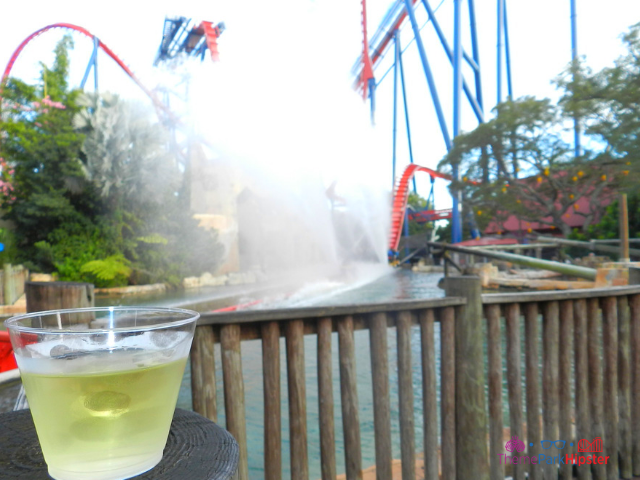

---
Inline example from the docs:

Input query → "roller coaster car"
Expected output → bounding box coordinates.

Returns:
[154,17,225,65]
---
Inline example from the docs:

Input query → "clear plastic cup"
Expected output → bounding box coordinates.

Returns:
[5,306,199,480]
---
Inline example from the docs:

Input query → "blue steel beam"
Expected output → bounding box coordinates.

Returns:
[93,36,99,91]
[571,0,581,158]
[503,1,513,98]
[451,0,463,243]
[497,0,504,103]
[402,0,451,150]
[80,36,99,90]
[397,33,417,193]
[421,0,484,123]
[467,0,484,111]
[392,31,399,190]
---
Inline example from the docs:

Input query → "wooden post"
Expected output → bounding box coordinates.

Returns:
[190,325,217,421]
[542,301,559,480]
[443,276,489,480]
[369,313,392,480]
[524,303,542,480]
[440,306,456,480]
[318,317,336,480]
[420,310,438,480]
[559,300,574,480]
[618,296,632,479]
[25,281,94,325]
[485,304,505,480]
[601,297,619,480]
[621,193,630,262]
[574,299,592,480]
[630,295,640,476]
[4,264,12,307]
[286,319,308,480]
[338,316,362,480]
[505,303,524,480]
[262,322,281,480]
[220,324,248,480]
[397,311,415,480]
[587,298,607,480]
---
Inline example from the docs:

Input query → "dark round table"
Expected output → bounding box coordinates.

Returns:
[0,408,239,479]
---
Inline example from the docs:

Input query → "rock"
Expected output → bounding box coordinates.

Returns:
[30,273,55,282]
[182,277,200,288]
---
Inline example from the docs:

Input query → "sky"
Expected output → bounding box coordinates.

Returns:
[2,0,640,209]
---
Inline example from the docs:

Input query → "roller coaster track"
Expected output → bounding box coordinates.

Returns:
[389,164,452,251]
[1,23,173,122]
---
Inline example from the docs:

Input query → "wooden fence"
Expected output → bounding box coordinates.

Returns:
[189,276,640,480]
[0,264,28,306]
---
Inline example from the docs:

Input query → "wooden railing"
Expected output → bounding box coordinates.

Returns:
[189,277,640,480]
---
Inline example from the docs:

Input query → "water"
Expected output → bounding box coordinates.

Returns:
[173,269,444,479]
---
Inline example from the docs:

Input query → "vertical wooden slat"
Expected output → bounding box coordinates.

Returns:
[542,301,559,480]
[588,297,607,480]
[370,312,392,480]
[397,311,416,480]
[318,317,336,480]
[524,302,542,480]
[573,299,592,480]
[440,306,456,480]
[286,319,309,480]
[559,300,573,480]
[618,296,632,479]
[631,294,640,476]
[442,277,489,480]
[221,324,248,480]
[262,322,281,480]
[420,309,438,480]
[338,315,362,480]
[601,297,618,480]
[190,324,217,421]
[485,304,504,480]
[505,303,524,480]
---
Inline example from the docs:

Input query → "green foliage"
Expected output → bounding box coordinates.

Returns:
[406,192,433,236]
[439,96,626,237]
[81,255,132,285]
[0,36,224,287]
[0,35,98,267]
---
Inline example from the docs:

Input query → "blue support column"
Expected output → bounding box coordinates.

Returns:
[497,0,504,104]
[81,36,99,91]
[451,0,463,244]
[571,0,581,158]
[392,32,399,191]
[503,1,513,98]
[368,78,376,124]
[467,0,484,111]
[402,0,451,150]
[397,34,417,193]
[93,36,99,92]
[420,0,483,123]
[404,209,410,257]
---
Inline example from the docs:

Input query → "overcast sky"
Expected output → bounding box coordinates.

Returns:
[2,0,640,207]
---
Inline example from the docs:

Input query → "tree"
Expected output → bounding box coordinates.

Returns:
[438,97,625,237]
[558,22,640,193]
[0,35,105,270]
[73,92,224,285]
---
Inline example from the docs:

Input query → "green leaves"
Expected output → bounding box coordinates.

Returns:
[81,255,132,283]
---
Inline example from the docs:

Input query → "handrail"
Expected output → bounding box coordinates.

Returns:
[483,284,640,304]
[198,296,465,326]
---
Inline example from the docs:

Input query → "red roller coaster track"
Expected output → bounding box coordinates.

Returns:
[389,164,452,251]
[1,23,172,120]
